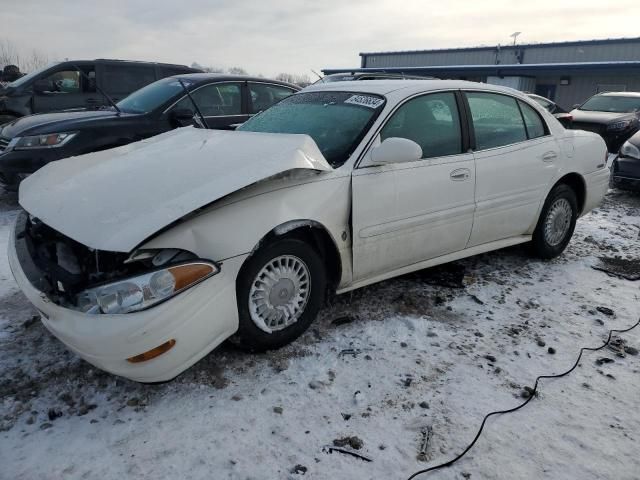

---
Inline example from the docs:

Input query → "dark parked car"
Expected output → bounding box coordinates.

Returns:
[0,59,200,124]
[0,74,299,190]
[610,131,640,191]
[526,93,572,127]
[569,92,640,152]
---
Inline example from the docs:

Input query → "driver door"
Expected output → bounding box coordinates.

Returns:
[351,91,476,281]
[32,66,103,113]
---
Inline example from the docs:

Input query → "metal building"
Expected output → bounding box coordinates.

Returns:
[323,37,640,109]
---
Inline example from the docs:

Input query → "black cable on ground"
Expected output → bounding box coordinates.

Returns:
[407,317,640,480]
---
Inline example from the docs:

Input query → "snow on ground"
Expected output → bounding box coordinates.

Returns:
[0,189,639,480]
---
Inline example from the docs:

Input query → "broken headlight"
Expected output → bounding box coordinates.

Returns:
[74,262,218,314]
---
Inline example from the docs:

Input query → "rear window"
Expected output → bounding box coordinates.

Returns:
[103,64,157,95]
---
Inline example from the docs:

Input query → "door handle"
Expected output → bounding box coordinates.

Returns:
[85,98,99,104]
[542,151,558,162]
[450,168,471,181]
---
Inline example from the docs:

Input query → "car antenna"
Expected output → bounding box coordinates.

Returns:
[177,78,207,129]
[71,64,121,114]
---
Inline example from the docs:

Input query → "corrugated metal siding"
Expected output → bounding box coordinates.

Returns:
[548,73,640,108]
[362,40,640,68]
[523,41,640,63]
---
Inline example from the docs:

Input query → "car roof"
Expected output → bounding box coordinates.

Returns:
[172,73,300,90]
[304,79,529,97]
[55,59,198,69]
[323,72,435,80]
[597,91,640,97]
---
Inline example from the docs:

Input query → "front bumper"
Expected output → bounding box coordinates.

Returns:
[610,155,640,191]
[8,216,245,382]
[0,147,70,189]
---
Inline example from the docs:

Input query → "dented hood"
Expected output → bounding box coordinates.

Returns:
[19,127,332,252]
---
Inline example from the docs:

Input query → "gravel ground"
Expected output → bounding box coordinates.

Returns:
[0,188,639,480]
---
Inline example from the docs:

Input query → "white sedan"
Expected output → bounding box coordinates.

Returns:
[9,80,609,382]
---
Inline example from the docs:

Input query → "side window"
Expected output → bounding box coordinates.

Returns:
[39,67,96,94]
[40,70,80,93]
[249,83,295,114]
[174,83,242,116]
[519,101,547,139]
[466,92,527,150]
[380,92,463,159]
[102,65,157,94]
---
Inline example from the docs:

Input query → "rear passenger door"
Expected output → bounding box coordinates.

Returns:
[464,91,559,246]
[248,82,297,115]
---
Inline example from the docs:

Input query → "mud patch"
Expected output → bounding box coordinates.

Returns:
[592,256,640,281]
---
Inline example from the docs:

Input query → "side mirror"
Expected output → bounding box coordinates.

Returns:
[33,79,51,94]
[370,137,423,165]
[170,108,195,121]
[572,104,580,110]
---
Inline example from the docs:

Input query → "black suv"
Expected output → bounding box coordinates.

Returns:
[0,59,200,124]
[0,74,299,190]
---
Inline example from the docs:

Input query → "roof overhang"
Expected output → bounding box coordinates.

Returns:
[322,61,640,77]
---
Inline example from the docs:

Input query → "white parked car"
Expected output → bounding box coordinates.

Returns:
[9,80,609,382]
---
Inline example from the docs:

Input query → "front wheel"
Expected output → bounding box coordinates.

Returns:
[531,184,578,259]
[233,237,326,352]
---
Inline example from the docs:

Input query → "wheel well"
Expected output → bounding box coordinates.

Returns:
[252,221,342,292]
[554,173,586,214]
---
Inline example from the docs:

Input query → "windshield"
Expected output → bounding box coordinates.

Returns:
[238,91,385,167]
[579,95,640,113]
[7,62,58,89]
[117,77,194,114]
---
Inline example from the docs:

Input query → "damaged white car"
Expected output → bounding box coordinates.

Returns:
[9,80,609,382]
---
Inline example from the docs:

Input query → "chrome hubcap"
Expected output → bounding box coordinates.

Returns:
[249,255,311,332]
[544,198,572,246]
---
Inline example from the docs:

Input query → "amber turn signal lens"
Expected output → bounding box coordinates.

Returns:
[126,339,176,363]
[169,263,216,291]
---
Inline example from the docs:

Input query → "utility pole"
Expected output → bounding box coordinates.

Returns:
[510,32,522,46]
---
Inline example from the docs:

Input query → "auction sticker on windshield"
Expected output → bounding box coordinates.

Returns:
[344,95,385,109]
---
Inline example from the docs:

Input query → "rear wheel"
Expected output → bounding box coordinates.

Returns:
[234,238,326,351]
[531,184,578,259]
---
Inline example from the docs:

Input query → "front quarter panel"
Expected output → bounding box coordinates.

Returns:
[140,172,353,285]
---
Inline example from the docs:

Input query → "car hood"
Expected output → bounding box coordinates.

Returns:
[625,129,640,147]
[19,127,333,252]
[0,109,127,137]
[569,109,636,125]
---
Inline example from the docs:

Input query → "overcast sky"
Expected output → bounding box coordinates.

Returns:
[1,0,639,77]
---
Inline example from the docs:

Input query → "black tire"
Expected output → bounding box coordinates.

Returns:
[233,237,326,352]
[531,184,578,259]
